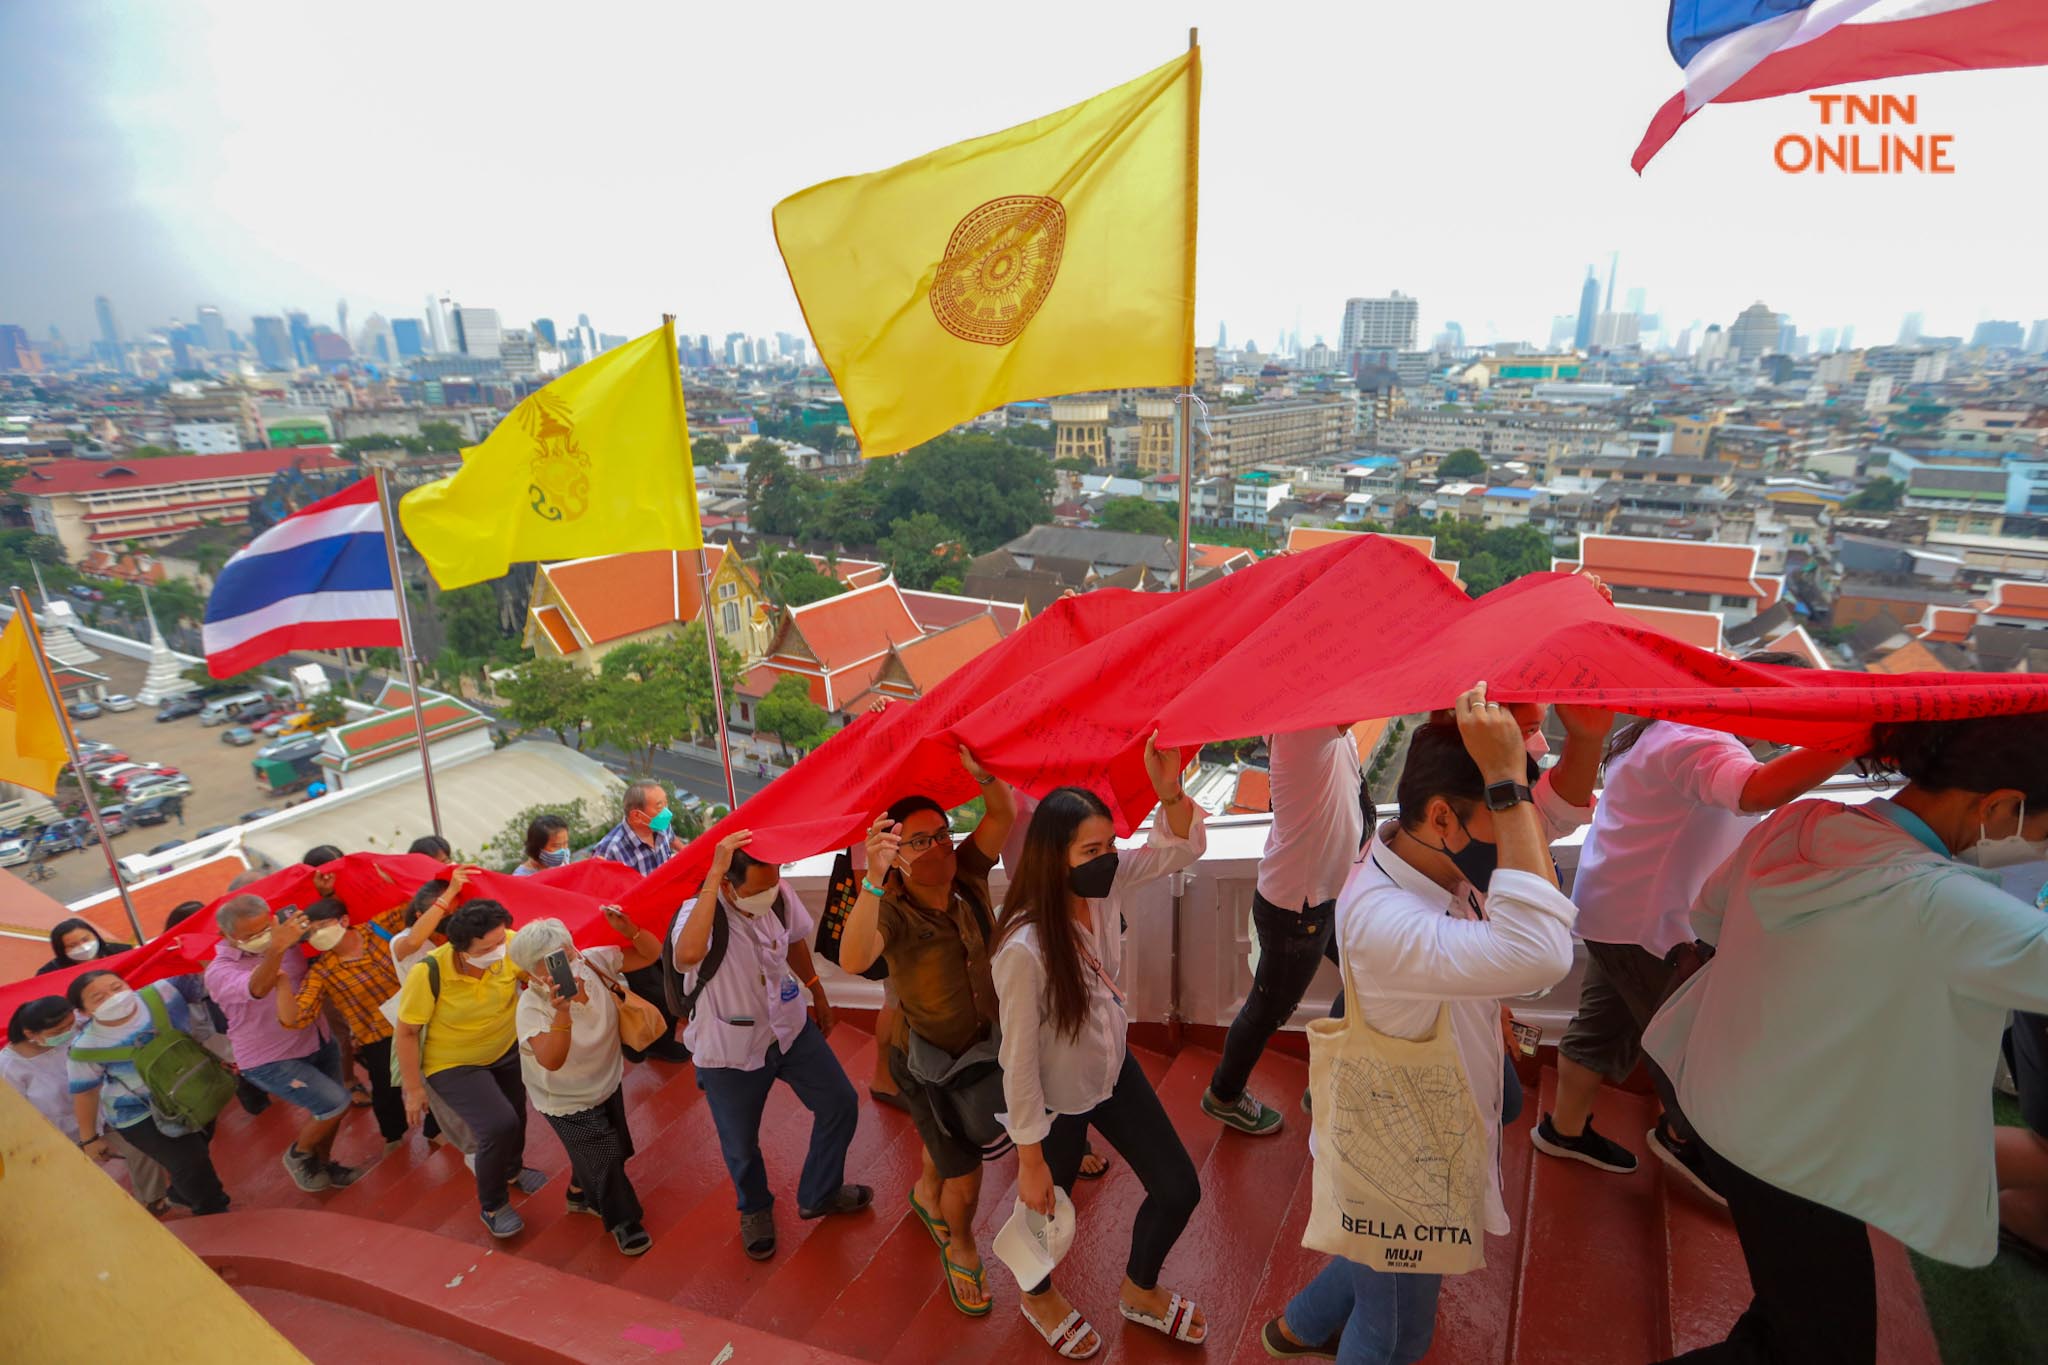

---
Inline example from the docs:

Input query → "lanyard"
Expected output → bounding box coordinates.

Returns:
[1074,937,1126,1011]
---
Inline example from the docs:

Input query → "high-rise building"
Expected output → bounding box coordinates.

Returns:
[1898,311,1923,344]
[197,305,229,354]
[1971,320,2024,349]
[451,306,503,359]
[250,316,290,369]
[425,294,447,354]
[336,300,349,343]
[1625,286,1647,316]
[1815,327,1838,354]
[1340,292,1419,354]
[533,318,558,347]
[310,328,351,364]
[574,315,599,364]
[94,295,119,347]
[357,313,395,364]
[391,318,425,358]
[1729,301,1782,361]
[1603,253,1618,313]
[1593,312,1641,349]
[1574,268,1599,350]
[2028,320,2048,355]
[1550,315,1578,348]
[1840,325,1855,350]
[1217,322,1228,349]
[500,329,538,377]
[0,324,32,371]
[1776,319,1798,354]
[286,310,315,366]
[1694,323,1729,369]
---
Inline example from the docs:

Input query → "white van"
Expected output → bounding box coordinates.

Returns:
[200,691,266,726]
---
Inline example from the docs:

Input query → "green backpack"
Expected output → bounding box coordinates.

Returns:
[72,987,238,1130]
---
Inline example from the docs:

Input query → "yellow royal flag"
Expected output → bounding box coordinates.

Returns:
[774,46,1199,459]
[0,612,69,796]
[399,324,704,589]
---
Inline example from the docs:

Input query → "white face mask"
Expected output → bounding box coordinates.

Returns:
[730,885,779,918]
[92,988,139,1023]
[65,941,100,962]
[1961,799,2048,870]
[238,929,275,955]
[307,924,347,952]
[464,943,508,967]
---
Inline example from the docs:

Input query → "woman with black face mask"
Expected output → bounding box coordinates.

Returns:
[992,733,1208,1359]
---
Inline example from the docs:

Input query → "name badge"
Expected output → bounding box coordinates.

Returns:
[779,976,801,1003]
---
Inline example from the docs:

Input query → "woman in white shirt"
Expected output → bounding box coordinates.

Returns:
[508,911,666,1257]
[994,734,1207,1359]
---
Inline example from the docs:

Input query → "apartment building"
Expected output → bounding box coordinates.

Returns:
[15,447,350,559]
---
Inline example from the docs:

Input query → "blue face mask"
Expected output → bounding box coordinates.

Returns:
[646,807,674,836]
[539,847,570,867]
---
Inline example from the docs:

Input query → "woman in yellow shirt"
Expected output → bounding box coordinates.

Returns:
[395,900,547,1238]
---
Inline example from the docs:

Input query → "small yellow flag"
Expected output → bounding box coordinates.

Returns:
[774,47,1199,459]
[399,325,704,590]
[0,612,70,797]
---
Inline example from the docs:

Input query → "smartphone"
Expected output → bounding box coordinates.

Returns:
[544,949,577,1000]
[274,904,298,924]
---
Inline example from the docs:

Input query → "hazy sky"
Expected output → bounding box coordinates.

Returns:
[4,1,2044,353]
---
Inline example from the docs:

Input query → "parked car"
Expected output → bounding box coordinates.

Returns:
[0,838,28,867]
[125,776,192,801]
[221,726,257,747]
[101,693,136,712]
[111,767,180,792]
[68,584,103,603]
[38,818,95,852]
[147,839,184,854]
[156,695,205,721]
[129,795,185,827]
[77,739,115,757]
[195,824,234,838]
[66,699,102,720]
[96,807,128,835]
[80,752,130,772]
[239,807,277,823]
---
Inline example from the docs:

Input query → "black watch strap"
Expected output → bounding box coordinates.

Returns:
[1484,780,1533,811]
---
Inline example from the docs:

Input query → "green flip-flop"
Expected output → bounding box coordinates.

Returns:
[909,1189,950,1250]
[942,1247,993,1318]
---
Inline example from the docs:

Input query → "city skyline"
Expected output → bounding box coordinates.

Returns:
[6,2,2046,355]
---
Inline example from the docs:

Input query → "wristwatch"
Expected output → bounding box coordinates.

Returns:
[1484,780,1533,811]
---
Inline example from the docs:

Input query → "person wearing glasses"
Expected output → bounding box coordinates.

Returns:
[838,747,1015,1317]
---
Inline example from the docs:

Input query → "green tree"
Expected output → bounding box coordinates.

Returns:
[588,641,694,772]
[754,545,843,607]
[1053,456,1098,474]
[419,420,467,452]
[441,583,508,660]
[482,798,608,872]
[1096,497,1178,537]
[756,673,834,762]
[691,434,730,468]
[339,433,428,459]
[306,693,348,729]
[878,512,969,590]
[1439,448,1487,479]
[931,574,963,595]
[881,433,1053,553]
[676,633,747,741]
[1843,476,1903,511]
[815,473,886,546]
[498,656,597,748]
[1005,423,1055,450]
[743,439,824,538]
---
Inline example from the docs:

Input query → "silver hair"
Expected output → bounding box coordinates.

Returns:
[507,917,576,976]
[214,892,271,936]
[622,779,664,815]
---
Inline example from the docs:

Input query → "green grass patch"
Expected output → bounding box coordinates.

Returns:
[1912,1093,2048,1364]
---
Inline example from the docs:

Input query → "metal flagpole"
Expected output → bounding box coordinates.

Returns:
[369,462,445,840]
[1177,26,1200,592]
[664,314,740,809]
[11,585,144,941]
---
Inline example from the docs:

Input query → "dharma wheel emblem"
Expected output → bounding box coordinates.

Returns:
[929,195,1067,346]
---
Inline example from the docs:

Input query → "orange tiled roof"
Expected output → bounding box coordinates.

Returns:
[1282,527,1461,585]
[812,556,887,589]
[1229,767,1271,815]
[541,547,727,648]
[1573,535,1772,603]
[1984,580,2048,622]
[1761,625,1828,668]
[1868,640,1950,675]
[1616,603,1726,653]
[900,589,1027,636]
[784,580,922,671]
[1190,544,1256,572]
[71,853,252,942]
[530,605,578,655]
[891,614,1004,693]
[1919,606,1978,645]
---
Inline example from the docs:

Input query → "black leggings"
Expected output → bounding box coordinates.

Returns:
[116,1116,229,1215]
[426,1047,529,1213]
[356,1036,410,1143]
[1030,1049,1201,1294]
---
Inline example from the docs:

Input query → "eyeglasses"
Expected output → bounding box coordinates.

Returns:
[902,832,955,855]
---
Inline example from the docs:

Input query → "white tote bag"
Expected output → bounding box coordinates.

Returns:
[1303,964,1488,1275]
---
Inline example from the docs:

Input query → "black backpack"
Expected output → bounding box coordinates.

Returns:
[660,889,791,1022]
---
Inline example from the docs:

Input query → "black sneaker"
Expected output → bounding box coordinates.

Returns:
[282,1145,333,1192]
[323,1161,368,1189]
[1648,1121,1727,1207]
[1532,1114,1638,1173]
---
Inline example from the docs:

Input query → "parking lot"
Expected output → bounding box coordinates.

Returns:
[22,655,313,904]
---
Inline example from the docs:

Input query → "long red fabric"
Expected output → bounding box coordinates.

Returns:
[9,534,2047,1021]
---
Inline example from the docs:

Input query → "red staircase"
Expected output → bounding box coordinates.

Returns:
[165,1022,1943,1364]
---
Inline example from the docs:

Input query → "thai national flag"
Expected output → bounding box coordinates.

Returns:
[1635,0,2048,170]
[202,477,402,678]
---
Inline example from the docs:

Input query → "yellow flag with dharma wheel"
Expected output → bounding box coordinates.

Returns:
[0,612,69,796]
[399,324,703,590]
[774,47,1199,459]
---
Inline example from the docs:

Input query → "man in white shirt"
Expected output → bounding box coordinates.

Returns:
[671,829,865,1262]
[1263,688,1582,1363]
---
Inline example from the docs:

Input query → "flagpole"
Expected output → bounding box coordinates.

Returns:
[10,585,143,942]
[369,462,445,841]
[665,314,740,810]
[1177,25,1200,592]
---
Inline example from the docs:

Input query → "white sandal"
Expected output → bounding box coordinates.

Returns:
[1024,1304,1101,1359]
[1119,1290,1206,1343]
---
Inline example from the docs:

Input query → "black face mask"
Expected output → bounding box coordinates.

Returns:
[1435,814,1499,894]
[1068,850,1120,899]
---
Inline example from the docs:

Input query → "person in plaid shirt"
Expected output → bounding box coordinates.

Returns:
[592,780,691,1061]
[277,897,410,1149]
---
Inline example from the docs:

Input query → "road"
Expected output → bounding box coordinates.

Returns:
[577,740,780,810]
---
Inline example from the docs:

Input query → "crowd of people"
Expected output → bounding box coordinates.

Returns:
[6,687,2048,1365]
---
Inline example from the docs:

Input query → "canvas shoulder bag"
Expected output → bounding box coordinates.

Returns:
[1303,957,1488,1275]
[585,956,668,1052]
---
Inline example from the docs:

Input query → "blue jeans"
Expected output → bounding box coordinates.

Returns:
[241,1035,349,1121]
[1285,1257,1442,1365]
[696,1020,857,1214]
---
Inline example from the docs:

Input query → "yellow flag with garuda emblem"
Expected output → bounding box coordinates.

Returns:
[399,324,703,589]
[0,611,69,796]
[773,46,1198,459]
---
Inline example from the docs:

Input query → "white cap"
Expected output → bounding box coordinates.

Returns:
[993,1188,1075,1286]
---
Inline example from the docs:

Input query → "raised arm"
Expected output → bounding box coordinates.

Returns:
[961,746,1016,862]
[838,815,902,976]
[674,831,749,968]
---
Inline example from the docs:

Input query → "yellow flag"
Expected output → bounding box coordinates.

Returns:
[399,324,704,589]
[774,47,1199,459]
[0,612,69,796]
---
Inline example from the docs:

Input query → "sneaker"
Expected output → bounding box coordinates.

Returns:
[741,1208,777,1260]
[509,1166,548,1196]
[324,1161,368,1189]
[1203,1086,1285,1137]
[480,1204,525,1239]
[1261,1316,1340,1359]
[566,1188,599,1218]
[1648,1121,1727,1207]
[799,1184,875,1220]
[283,1145,333,1193]
[613,1221,653,1256]
[1532,1114,1638,1173]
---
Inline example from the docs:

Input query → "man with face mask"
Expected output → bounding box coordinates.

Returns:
[593,779,693,1061]
[837,747,1014,1317]
[672,828,866,1261]
[275,897,410,1150]
[204,893,365,1193]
